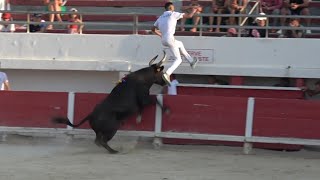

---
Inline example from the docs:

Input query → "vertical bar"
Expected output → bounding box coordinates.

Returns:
[199,16,203,36]
[243,97,255,154]
[266,17,269,38]
[67,92,75,130]
[80,14,83,34]
[153,94,163,149]
[133,14,138,35]
[27,13,30,33]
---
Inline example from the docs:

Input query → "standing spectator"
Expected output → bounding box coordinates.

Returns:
[260,0,283,31]
[301,80,320,97]
[225,0,248,25]
[44,0,63,29]
[151,2,199,85]
[249,13,267,38]
[208,0,227,32]
[279,18,305,38]
[67,8,83,34]
[1,12,15,32]
[280,0,310,31]
[0,71,10,90]
[29,14,46,33]
[180,0,203,32]
[167,74,179,95]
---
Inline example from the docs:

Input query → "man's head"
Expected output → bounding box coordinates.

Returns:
[164,2,174,11]
[32,14,42,22]
[290,18,300,27]
[255,13,267,27]
[227,28,237,37]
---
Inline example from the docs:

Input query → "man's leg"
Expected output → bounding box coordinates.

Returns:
[175,40,198,69]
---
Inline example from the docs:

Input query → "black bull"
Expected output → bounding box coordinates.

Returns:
[52,51,170,153]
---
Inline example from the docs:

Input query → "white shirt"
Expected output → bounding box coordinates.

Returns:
[154,11,184,39]
[167,79,179,95]
[0,72,8,90]
[0,24,15,32]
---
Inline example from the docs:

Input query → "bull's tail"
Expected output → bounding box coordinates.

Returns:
[52,114,91,128]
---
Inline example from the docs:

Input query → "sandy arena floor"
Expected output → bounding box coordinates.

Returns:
[0,135,319,180]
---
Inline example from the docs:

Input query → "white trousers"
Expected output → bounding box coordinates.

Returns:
[161,36,193,75]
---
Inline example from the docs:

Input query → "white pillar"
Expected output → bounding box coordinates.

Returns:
[243,97,255,154]
[67,92,75,130]
[153,94,163,149]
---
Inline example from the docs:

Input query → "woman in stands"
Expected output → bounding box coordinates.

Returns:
[67,8,83,34]
[43,0,63,29]
[1,12,15,32]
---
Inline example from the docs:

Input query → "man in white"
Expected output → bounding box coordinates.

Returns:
[167,74,179,95]
[152,2,199,86]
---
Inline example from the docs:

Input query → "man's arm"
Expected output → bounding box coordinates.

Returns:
[182,8,198,19]
[297,0,309,8]
[151,26,162,37]
[269,0,283,10]
[4,80,10,90]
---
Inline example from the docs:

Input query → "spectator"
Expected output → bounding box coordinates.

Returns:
[274,78,291,87]
[260,0,283,31]
[248,13,267,38]
[208,0,227,32]
[167,74,179,95]
[280,0,310,32]
[0,71,10,90]
[207,75,229,85]
[225,0,248,25]
[44,0,63,30]
[301,80,320,97]
[29,14,46,33]
[224,27,237,37]
[1,12,15,32]
[180,0,203,32]
[279,18,305,38]
[67,8,83,34]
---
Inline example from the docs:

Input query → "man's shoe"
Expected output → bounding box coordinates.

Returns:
[162,73,171,86]
[190,57,199,69]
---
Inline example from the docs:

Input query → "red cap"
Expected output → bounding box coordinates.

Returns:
[2,13,11,19]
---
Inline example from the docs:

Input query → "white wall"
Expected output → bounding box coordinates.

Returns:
[0,33,320,92]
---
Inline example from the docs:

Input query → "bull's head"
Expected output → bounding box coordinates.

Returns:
[148,50,167,86]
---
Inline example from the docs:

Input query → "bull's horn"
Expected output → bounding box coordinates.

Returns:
[149,55,159,66]
[156,50,167,66]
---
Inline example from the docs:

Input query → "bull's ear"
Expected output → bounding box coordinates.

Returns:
[159,66,164,72]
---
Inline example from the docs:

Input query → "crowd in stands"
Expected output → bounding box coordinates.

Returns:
[0,0,315,37]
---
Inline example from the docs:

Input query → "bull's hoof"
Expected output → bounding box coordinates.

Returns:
[108,149,119,154]
[153,138,163,150]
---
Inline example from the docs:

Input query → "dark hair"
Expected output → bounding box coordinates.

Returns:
[164,2,173,10]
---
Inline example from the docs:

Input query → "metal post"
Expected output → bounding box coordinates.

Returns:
[153,94,163,149]
[27,13,30,33]
[243,97,255,154]
[67,92,75,130]
[80,14,83,34]
[199,16,203,36]
[133,15,138,35]
[266,17,269,38]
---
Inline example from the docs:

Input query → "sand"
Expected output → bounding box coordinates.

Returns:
[0,135,319,180]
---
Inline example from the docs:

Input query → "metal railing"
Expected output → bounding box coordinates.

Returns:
[0,10,320,37]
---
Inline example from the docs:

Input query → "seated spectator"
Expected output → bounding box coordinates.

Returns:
[29,14,46,33]
[279,18,305,38]
[222,28,238,37]
[208,0,227,32]
[207,75,229,85]
[280,0,310,32]
[44,0,63,30]
[248,13,267,38]
[260,0,283,32]
[301,80,320,97]
[225,0,248,25]
[67,8,83,34]
[180,0,203,32]
[0,12,15,32]
[0,71,10,90]
[274,78,292,87]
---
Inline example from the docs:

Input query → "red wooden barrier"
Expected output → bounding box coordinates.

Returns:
[73,93,155,131]
[178,87,304,99]
[0,91,67,128]
[162,95,247,135]
[253,98,320,139]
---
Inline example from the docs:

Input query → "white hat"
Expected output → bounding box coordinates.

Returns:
[69,8,78,12]
[256,13,267,21]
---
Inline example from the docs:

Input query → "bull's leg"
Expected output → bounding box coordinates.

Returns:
[100,129,119,154]
[155,97,170,115]
[94,132,102,147]
[136,113,142,124]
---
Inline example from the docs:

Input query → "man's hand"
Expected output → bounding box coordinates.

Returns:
[291,3,299,10]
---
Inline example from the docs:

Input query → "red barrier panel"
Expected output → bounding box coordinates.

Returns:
[178,87,304,99]
[73,93,155,131]
[0,91,68,128]
[253,98,320,139]
[162,95,247,135]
